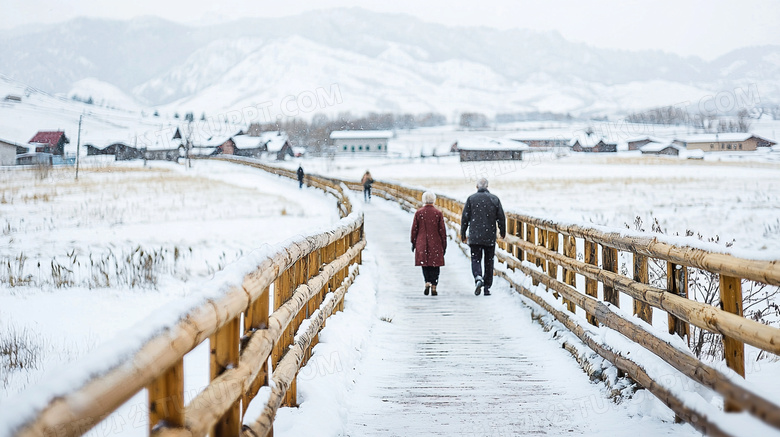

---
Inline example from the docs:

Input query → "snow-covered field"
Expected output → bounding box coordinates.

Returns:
[283,151,780,257]
[0,159,339,401]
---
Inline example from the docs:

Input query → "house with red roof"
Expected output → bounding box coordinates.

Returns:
[28,131,70,155]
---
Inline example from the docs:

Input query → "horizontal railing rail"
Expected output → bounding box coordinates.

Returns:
[11,157,364,437]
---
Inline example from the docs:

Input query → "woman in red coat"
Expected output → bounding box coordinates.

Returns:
[410,191,447,296]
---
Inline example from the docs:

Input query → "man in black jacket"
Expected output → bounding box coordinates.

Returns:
[460,177,506,296]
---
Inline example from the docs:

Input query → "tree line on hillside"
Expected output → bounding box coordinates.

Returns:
[624,106,780,133]
[249,112,447,151]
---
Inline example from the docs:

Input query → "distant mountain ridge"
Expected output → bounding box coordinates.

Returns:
[1,8,777,116]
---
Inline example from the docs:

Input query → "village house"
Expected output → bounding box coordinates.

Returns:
[673,133,776,152]
[626,136,670,151]
[143,128,184,161]
[330,130,393,155]
[206,132,293,161]
[258,131,294,160]
[570,136,617,153]
[503,132,571,150]
[455,137,528,162]
[0,138,21,166]
[100,143,143,161]
[639,141,685,156]
[28,131,69,155]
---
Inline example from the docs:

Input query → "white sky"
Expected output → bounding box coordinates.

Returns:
[3,0,779,60]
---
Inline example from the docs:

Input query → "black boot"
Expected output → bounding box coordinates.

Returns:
[424,282,431,296]
[474,276,483,296]
[431,284,437,296]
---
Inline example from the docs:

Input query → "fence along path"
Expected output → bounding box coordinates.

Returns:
[11,159,365,437]
[342,198,694,436]
[363,181,780,437]
[220,160,780,435]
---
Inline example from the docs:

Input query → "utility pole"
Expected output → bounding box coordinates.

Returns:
[75,114,83,180]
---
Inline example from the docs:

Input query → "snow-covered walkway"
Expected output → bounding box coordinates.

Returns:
[342,198,697,436]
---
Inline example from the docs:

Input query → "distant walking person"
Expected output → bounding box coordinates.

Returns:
[411,191,447,296]
[297,165,305,189]
[361,170,374,202]
[461,177,506,296]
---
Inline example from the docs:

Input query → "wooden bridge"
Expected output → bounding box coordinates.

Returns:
[7,157,780,437]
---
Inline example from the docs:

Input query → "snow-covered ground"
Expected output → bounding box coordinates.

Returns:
[282,152,780,257]
[0,159,339,401]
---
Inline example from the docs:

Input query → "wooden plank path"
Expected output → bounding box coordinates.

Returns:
[343,199,698,436]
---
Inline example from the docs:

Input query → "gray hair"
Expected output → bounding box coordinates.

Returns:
[422,191,436,205]
[476,177,489,189]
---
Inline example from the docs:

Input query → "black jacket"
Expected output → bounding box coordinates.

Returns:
[297,167,304,181]
[461,188,506,246]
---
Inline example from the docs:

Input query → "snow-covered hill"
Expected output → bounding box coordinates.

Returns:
[1,8,778,117]
[68,78,141,110]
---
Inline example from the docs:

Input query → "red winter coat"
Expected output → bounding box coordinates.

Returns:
[411,204,447,267]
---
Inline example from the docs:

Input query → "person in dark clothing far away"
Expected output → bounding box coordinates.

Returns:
[460,177,506,296]
[297,165,304,189]
[411,191,447,296]
[361,170,374,202]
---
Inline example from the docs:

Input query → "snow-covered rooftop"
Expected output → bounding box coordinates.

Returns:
[625,135,669,144]
[569,135,613,148]
[457,137,529,151]
[258,131,289,152]
[639,141,683,153]
[198,135,231,148]
[503,130,572,141]
[232,135,262,149]
[330,130,394,140]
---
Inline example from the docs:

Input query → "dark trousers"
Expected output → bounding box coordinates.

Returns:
[298,178,304,188]
[364,186,372,201]
[422,266,440,285]
[470,244,495,289]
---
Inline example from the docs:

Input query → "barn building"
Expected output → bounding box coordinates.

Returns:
[455,137,529,162]
[28,131,69,155]
[330,130,393,155]
[570,136,617,153]
[673,134,776,152]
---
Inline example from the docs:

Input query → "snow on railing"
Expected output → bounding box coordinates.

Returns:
[7,158,365,437]
[366,180,780,437]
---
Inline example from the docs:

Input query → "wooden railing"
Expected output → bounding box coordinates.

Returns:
[12,157,364,437]
[12,157,779,437]
[366,180,780,437]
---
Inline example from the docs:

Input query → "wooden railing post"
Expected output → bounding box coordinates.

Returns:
[720,275,745,413]
[602,246,619,307]
[584,240,599,326]
[547,231,559,280]
[537,228,547,274]
[506,218,515,258]
[284,259,302,408]
[515,220,524,261]
[526,224,537,285]
[562,235,577,313]
[210,316,241,437]
[547,230,559,298]
[633,254,652,324]
[667,262,690,342]
[272,269,290,372]
[243,287,270,414]
[147,359,184,432]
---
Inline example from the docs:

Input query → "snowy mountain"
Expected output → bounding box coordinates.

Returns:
[1,8,778,117]
[68,78,141,110]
